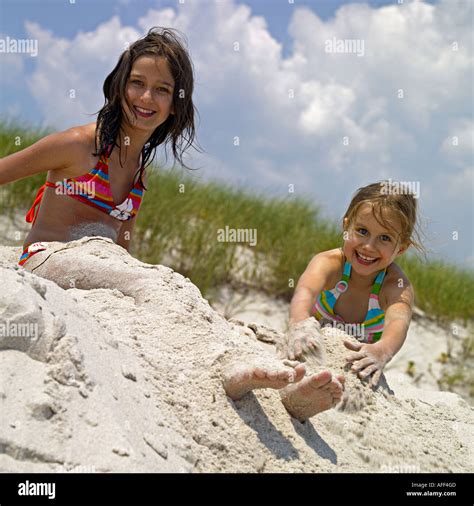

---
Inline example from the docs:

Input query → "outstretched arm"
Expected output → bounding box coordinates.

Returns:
[285,251,338,361]
[289,251,334,324]
[377,282,414,357]
[0,128,85,185]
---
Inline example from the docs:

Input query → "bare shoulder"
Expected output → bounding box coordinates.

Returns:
[307,248,342,269]
[61,122,97,160]
[38,123,93,158]
[48,123,99,179]
[380,262,414,309]
[384,262,411,288]
[67,122,95,142]
[302,248,344,288]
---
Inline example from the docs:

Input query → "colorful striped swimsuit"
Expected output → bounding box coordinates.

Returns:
[20,144,146,266]
[312,261,387,343]
[25,144,146,225]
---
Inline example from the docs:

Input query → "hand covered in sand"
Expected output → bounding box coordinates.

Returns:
[344,340,391,387]
[281,317,326,363]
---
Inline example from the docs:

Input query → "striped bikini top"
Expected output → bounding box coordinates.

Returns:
[312,261,387,343]
[26,144,146,224]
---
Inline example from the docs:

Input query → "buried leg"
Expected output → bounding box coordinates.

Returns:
[223,360,306,400]
[20,236,171,302]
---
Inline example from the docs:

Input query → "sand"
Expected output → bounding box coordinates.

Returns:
[0,238,472,473]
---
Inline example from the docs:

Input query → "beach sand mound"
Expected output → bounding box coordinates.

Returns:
[0,242,472,473]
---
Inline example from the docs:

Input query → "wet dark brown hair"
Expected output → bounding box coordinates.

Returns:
[343,181,425,254]
[93,27,198,188]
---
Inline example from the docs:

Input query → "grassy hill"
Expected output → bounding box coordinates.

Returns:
[1,123,473,324]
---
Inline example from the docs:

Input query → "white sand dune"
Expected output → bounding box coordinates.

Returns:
[0,240,472,473]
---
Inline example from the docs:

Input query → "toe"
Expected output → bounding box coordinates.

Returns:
[266,369,279,381]
[293,364,306,382]
[333,390,343,400]
[307,370,332,390]
[253,367,267,380]
[277,369,293,382]
[329,381,343,396]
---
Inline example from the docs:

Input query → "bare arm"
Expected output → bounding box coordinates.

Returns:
[377,277,414,359]
[290,252,335,324]
[282,251,338,360]
[117,217,136,252]
[0,128,85,185]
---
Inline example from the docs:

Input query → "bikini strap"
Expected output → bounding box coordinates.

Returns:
[25,181,57,224]
[127,149,146,189]
[342,261,351,282]
[335,261,351,294]
[371,268,387,296]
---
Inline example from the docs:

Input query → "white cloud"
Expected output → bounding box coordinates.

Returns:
[0,32,25,86]
[299,81,356,135]
[25,18,140,127]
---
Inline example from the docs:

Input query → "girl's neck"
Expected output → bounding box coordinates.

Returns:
[349,268,381,290]
[341,248,383,290]
[115,122,152,162]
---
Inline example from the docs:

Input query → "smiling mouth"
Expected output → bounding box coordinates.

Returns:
[133,106,156,118]
[355,251,379,265]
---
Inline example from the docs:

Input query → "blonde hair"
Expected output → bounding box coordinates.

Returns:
[343,181,425,254]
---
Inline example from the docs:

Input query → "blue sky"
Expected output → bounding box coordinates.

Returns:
[2,0,423,39]
[1,0,428,124]
[0,0,472,267]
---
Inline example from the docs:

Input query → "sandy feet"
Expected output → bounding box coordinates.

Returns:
[223,361,345,421]
[223,360,306,400]
[280,370,345,422]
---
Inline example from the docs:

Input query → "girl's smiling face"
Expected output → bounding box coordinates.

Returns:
[343,203,407,275]
[122,55,175,132]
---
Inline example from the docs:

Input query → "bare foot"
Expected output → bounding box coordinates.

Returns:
[280,370,345,421]
[223,361,306,400]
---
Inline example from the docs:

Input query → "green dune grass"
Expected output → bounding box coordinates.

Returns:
[1,122,473,325]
